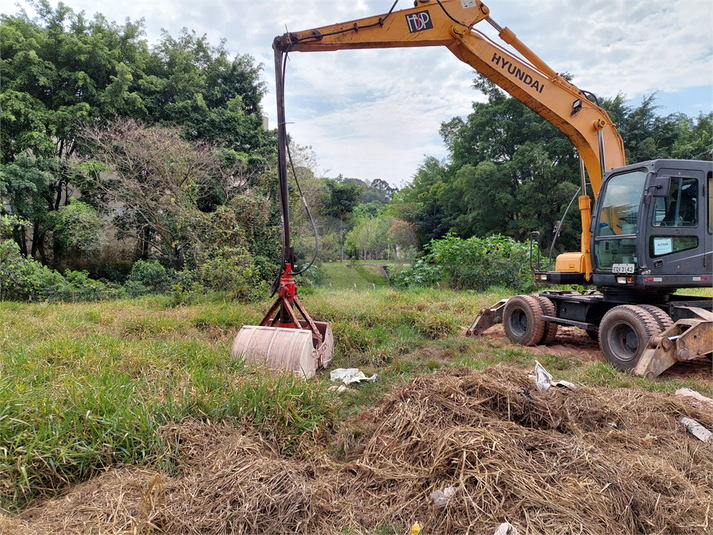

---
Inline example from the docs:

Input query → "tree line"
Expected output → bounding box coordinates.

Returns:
[1,0,275,279]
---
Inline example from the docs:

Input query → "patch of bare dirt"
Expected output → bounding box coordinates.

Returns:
[481,325,712,380]
[5,367,712,535]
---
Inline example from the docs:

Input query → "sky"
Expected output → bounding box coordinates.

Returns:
[2,0,712,187]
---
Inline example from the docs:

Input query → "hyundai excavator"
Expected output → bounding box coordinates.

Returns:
[232,0,712,378]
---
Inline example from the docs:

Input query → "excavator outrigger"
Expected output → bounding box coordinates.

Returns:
[235,0,712,378]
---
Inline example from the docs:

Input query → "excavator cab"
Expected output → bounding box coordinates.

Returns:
[470,160,712,376]
[590,160,712,295]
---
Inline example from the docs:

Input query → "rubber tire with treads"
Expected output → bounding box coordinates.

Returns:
[503,295,546,346]
[533,295,559,345]
[637,304,674,333]
[599,305,659,370]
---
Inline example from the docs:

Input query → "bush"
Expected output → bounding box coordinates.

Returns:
[393,234,535,292]
[1,239,123,302]
[126,259,172,293]
[391,258,444,289]
[198,247,265,300]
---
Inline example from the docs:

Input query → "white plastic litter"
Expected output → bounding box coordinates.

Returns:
[429,486,456,508]
[680,417,713,445]
[330,368,377,385]
[533,361,552,392]
[530,361,576,392]
[493,522,519,535]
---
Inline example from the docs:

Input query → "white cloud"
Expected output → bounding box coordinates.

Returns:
[3,0,711,186]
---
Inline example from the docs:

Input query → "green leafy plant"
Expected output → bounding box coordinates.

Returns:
[393,234,535,292]
[198,247,265,300]
[126,259,172,293]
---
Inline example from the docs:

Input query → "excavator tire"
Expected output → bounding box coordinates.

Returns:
[637,304,674,333]
[532,295,559,345]
[503,295,546,346]
[599,305,659,370]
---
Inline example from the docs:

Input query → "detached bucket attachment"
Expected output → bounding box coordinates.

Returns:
[466,299,508,337]
[231,264,333,378]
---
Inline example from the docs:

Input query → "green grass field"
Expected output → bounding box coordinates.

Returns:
[1,281,711,512]
[320,261,408,290]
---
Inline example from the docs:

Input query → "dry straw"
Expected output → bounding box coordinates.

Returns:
[3,366,711,535]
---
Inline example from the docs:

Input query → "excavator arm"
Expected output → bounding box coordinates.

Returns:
[274,0,626,196]
[274,0,627,279]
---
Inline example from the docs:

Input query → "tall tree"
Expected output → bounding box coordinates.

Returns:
[321,179,362,261]
[1,1,275,270]
[140,28,272,161]
[1,1,149,261]
[81,118,236,269]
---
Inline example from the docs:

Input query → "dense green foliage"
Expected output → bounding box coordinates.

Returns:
[393,234,535,292]
[1,0,275,278]
[0,214,121,301]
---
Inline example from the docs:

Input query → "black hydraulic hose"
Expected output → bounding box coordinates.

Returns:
[287,139,320,277]
[278,1,399,48]
[548,187,580,270]
[270,0,405,290]
[436,0,469,28]
[274,47,291,273]
[580,90,600,106]
[270,46,320,296]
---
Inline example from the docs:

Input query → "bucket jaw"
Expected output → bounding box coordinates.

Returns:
[231,264,333,378]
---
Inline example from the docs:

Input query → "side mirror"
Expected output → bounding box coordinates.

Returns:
[650,176,671,197]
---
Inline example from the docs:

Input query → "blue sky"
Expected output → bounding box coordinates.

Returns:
[652,86,712,118]
[3,0,711,186]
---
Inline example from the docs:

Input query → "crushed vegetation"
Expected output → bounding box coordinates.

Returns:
[3,366,711,535]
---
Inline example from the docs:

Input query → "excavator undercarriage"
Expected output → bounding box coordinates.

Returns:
[467,292,713,378]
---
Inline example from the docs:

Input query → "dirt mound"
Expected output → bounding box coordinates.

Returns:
[4,367,712,535]
[483,325,713,380]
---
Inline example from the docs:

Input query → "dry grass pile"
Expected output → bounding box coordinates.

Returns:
[158,421,337,534]
[348,367,712,534]
[3,366,711,535]
[0,467,164,535]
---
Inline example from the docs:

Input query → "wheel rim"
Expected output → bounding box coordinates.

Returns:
[508,308,528,337]
[609,322,639,362]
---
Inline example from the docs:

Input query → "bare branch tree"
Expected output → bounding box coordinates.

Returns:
[82,118,240,268]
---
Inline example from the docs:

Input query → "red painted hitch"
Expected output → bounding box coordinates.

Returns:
[259,263,323,344]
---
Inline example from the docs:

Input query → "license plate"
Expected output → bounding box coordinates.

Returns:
[612,263,635,274]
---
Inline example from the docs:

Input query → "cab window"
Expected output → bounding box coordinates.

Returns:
[652,177,698,227]
[596,170,646,237]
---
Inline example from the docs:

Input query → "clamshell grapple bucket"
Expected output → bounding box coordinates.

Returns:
[232,322,333,378]
[231,265,333,378]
